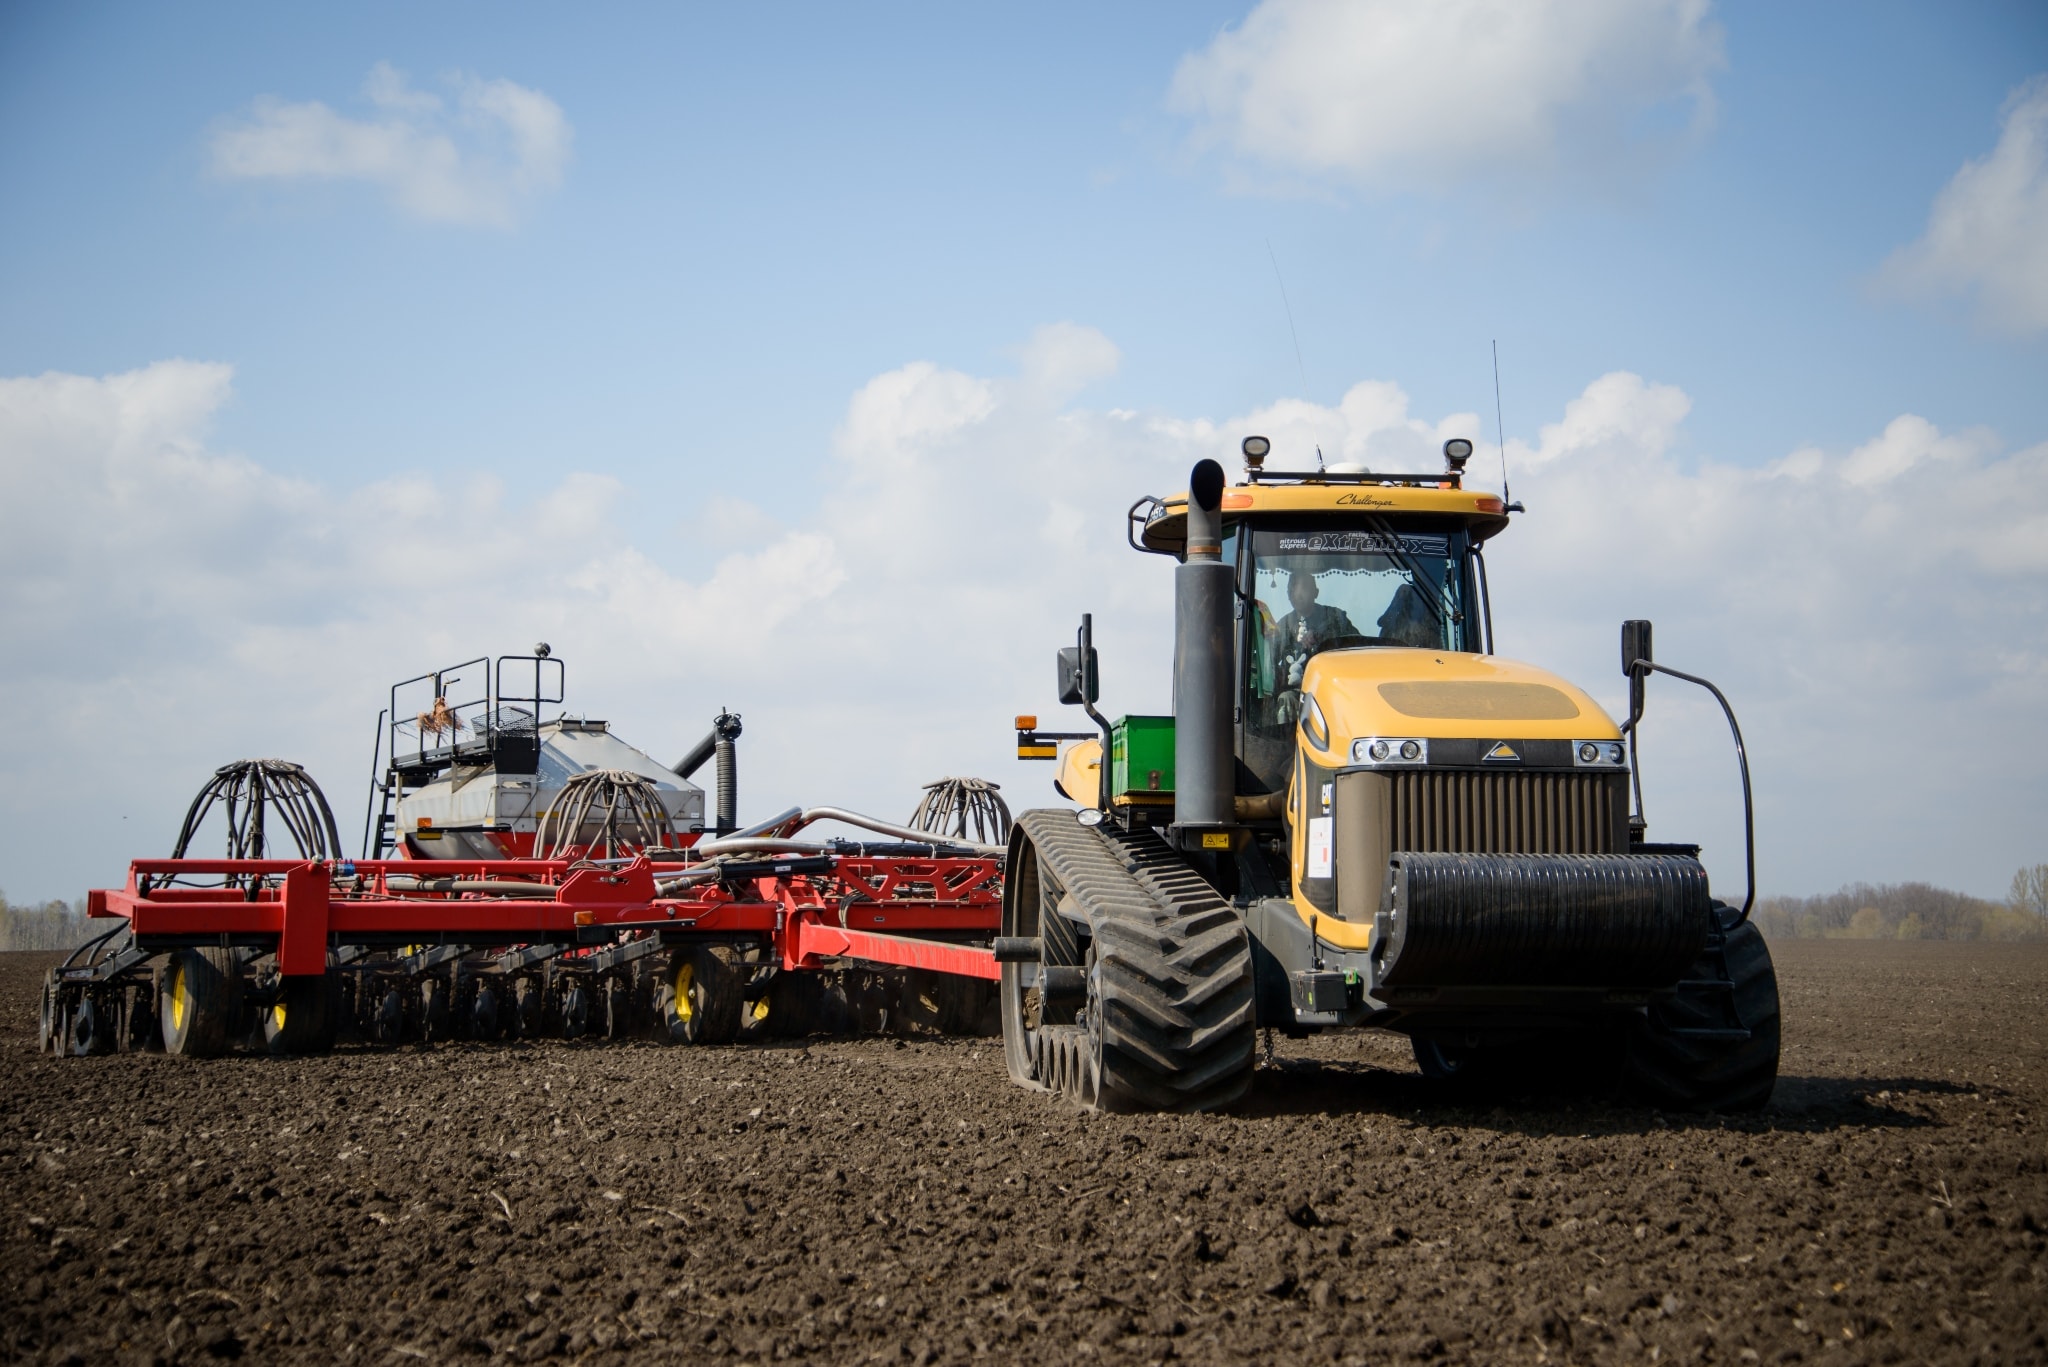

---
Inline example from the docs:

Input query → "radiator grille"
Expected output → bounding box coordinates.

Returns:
[1388,770,1621,855]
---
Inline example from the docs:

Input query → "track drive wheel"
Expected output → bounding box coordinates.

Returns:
[666,945,743,1045]
[1624,908,1781,1113]
[263,974,339,1055]
[1000,812,1257,1113]
[160,948,242,1058]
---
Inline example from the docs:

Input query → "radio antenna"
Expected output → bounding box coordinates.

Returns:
[1491,339,1512,506]
[1267,240,1326,472]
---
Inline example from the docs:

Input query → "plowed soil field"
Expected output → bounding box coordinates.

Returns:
[3,941,2045,1365]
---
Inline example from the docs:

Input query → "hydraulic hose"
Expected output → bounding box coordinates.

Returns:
[695,806,1004,858]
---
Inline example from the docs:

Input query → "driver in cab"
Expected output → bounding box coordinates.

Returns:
[1273,571,1360,689]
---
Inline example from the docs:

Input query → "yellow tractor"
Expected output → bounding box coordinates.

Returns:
[998,437,1779,1112]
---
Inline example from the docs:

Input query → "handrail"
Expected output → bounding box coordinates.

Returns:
[1629,658,1756,927]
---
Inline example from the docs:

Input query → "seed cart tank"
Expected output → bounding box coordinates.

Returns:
[367,646,727,861]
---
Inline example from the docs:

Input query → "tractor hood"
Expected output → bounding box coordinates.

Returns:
[1299,649,1621,752]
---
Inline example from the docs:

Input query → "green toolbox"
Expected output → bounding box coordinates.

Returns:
[1111,715,1175,804]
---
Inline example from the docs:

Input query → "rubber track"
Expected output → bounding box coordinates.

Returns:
[1015,811,1256,1113]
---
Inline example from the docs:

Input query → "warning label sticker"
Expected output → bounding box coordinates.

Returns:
[1307,817,1334,879]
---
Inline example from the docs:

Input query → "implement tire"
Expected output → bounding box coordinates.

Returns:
[160,948,240,1059]
[667,945,742,1045]
[1624,909,1780,1113]
[263,974,339,1056]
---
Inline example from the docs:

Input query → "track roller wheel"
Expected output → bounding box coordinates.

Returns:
[263,974,339,1055]
[1625,908,1781,1113]
[665,945,743,1045]
[561,984,591,1039]
[159,948,241,1059]
[1000,812,1256,1113]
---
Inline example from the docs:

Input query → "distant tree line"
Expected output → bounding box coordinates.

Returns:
[1754,864,2048,942]
[0,892,95,952]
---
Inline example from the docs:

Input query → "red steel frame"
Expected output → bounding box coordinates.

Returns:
[88,854,1003,982]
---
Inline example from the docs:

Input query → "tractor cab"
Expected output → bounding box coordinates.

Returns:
[1132,446,1508,796]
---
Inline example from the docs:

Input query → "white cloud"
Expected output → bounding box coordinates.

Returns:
[1,348,2042,907]
[1881,76,2048,334]
[209,62,571,227]
[1168,0,1723,193]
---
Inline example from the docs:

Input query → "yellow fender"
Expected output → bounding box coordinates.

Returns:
[1056,737,1104,809]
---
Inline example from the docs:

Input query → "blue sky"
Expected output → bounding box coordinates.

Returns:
[2,2,2044,904]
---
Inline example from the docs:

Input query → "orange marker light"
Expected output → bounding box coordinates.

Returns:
[1014,715,1038,730]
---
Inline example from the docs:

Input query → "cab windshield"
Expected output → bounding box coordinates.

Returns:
[1234,521,1477,789]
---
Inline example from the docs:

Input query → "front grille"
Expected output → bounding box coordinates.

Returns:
[1388,769,1623,855]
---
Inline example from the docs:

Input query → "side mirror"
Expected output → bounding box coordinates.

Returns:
[1057,645,1098,705]
[1621,618,1653,725]
[1621,619,1653,676]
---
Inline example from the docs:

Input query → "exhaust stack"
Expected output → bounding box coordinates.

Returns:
[1172,459,1234,849]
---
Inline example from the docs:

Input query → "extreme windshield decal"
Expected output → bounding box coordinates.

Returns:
[1275,532,1449,558]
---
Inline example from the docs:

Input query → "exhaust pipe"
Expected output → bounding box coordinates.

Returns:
[1172,459,1234,850]
[672,710,744,836]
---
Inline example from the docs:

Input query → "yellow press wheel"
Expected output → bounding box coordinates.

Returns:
[663,945,742,1045]
[159,948,241,1058]
[262,973,339,1056]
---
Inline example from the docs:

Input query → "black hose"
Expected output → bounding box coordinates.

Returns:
[169,760,343,887]
[712,710,742,836]
[534,769,673,860]
[908,777,1012,845]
